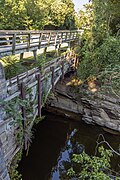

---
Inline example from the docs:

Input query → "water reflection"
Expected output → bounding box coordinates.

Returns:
[18,113,120,180]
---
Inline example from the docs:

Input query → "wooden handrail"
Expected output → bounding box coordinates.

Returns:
[0,30,82,58]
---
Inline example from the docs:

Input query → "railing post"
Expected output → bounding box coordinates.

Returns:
[27,33,31,51]
[50,66,55,92]
[38,33,42,49]
[65,32,68,41]
[12,33,16,55]
[37,73,42,117]
[55,32,58,49]
[69,31,72,40]
[61,61,64,80]
[48,32,51,46]
[55,32,58,45]
[60,32,63,44]
[20,82,26,128]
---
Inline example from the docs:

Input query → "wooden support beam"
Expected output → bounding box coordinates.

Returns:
[68,42,71,51]
[33,50,37,61]
[20,53,24,60]
[44,47,47,54]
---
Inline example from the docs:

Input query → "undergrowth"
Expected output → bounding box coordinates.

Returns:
[0,50,58,79]
[76,36,120,96]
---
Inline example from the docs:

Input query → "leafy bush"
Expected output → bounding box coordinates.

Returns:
[76,36,120,95]
[67,146,116,180]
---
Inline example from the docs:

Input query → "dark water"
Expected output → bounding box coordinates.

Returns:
[18,113,120,180]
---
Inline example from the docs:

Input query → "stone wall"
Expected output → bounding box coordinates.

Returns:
[46,75,120,132]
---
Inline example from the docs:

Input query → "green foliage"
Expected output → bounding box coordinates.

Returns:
[76,0,120,95]
[4,98,26,145]
[0,0,29,30]
[0,0,76,30]
[0,56,27,79]
[35,116,45,125]
[67,146,113,180]
[92,0,120,41]
[77,36,120,95]
[0,53,53,79]
[9,150,23,180]
[75,3,94,40]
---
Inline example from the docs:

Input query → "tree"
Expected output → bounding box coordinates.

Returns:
[0,0,29,29]
[0,0,76,30]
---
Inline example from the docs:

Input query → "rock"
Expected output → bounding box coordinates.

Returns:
[100,109,111,122]
[73,143,85,154]
[103,127,120,135]
[46,76,120,132]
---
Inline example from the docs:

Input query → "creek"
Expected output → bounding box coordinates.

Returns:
[18,112,120,180]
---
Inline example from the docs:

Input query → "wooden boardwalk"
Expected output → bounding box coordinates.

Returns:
[0,30,77,177]
[0,30,81,58]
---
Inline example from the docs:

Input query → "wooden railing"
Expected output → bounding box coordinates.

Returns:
[4,52,76,126]
[0,30,81,58]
